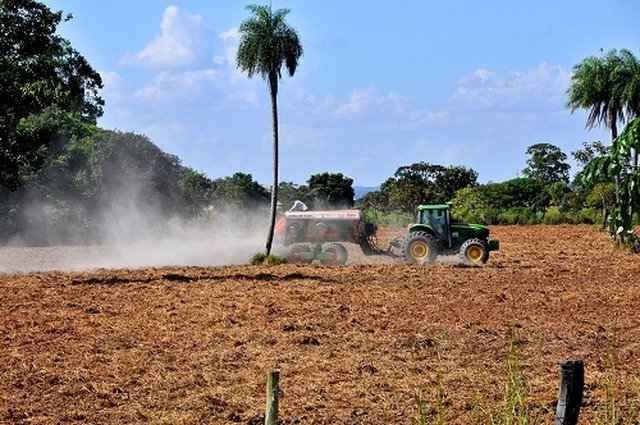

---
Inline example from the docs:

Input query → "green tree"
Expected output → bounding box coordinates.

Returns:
[436,165,479,202]
[522,143,571,185]
[567,49,640,166]
[84,131,187,220]
[570,141,611,214]
[484,178,546,210]
[571,140,610,188]
[544,181,571,208]
[572,140,610,170]
[585,182,616,219]
[0,129,206,244]
[450,179,554,225]
[0,0,103,191]
[236,4,303,255]
[374,162,478,213]
[583,118,640,250]
[448,185,495,223]
[211,172,269,211]
[179,167,214,217]
[306,172,355,209]
[277,181,303,211]
[359,189,389,211]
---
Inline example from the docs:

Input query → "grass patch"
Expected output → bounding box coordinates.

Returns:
[249,252,288,265]
[594,328,640,424]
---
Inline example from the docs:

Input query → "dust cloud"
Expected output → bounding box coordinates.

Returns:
[0,230,264,273]
[0,220,267,273]
[0,189,269,273]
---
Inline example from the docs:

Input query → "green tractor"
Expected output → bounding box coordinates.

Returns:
[398,204,499,264]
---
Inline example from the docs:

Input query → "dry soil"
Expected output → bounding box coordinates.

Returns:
[1,225,639,424]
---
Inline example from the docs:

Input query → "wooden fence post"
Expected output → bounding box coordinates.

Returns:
[265,370,280,425]
[555,359,584,425]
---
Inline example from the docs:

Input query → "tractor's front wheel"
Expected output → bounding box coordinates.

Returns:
[401,231,438,264]
[459,238,489,264]
[320,243,349,265]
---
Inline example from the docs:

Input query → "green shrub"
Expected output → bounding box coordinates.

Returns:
[249,253,288,265]
[498,207,537,225]
[542,207,564,224]
[366,205,608,227]
[363,209,413,227]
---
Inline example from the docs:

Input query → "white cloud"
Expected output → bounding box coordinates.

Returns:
[324,86,447,131]
[219,27,238,41]
[132,69,219,103]
[121,5,208,69]
[452,62,571,111]
[98,70,129,104]
[99,71,125,89]
[212,28,239,67]
[334,87,376,118]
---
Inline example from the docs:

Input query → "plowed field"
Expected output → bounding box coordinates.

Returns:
[1,225,639,424]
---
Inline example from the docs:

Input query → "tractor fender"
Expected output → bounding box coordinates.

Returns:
[407,224,437,237]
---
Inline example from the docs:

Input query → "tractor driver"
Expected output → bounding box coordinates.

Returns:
[427,210,446,237]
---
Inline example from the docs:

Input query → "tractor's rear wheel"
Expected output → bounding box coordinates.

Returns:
[320,243,348,265]
[459,238,489,264]
[288,244,313,264]
[401,231,438,264]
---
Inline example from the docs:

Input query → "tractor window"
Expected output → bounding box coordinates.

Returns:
[433,211,445,234]
[424,210,446,237]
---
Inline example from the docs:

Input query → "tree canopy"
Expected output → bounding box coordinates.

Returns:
[211,172,269,211]
[522,143,571,185]
[0,0,103,191]
[567,49,640,141]
[582,118,640,249]
[305,172,354,209]
[361,162,478,214]
[0,129,213,244]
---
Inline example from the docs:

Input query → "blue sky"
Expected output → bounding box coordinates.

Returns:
[43,1,638,187]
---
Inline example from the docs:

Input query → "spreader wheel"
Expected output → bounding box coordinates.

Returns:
[401,231,438,264]
[460,238,489,264]
[320,243,349,265]
[288,244,313,264]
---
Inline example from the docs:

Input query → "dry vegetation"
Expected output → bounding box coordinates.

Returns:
[1,225,640,424]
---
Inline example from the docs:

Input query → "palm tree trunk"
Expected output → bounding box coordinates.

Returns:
[611,117,621,207]
[265,78,279,256]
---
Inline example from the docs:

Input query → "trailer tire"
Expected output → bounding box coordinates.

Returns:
[402,231,438,264]
[288,244,313,264]
[460,238,489,264]
[320,243,348,265]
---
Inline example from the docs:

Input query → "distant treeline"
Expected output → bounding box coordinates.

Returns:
[356,142,614,228]
[0,127,358,245]
[0,123,619,246]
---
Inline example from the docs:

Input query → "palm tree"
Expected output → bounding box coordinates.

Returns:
[571,49,640,246]
[236,4,303,255]
[567,49,640,166]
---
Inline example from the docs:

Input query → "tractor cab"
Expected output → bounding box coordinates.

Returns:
[418,204,450,242]
[410,204,454,248]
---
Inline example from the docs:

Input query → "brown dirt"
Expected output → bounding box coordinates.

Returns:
[1,225,639,424]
